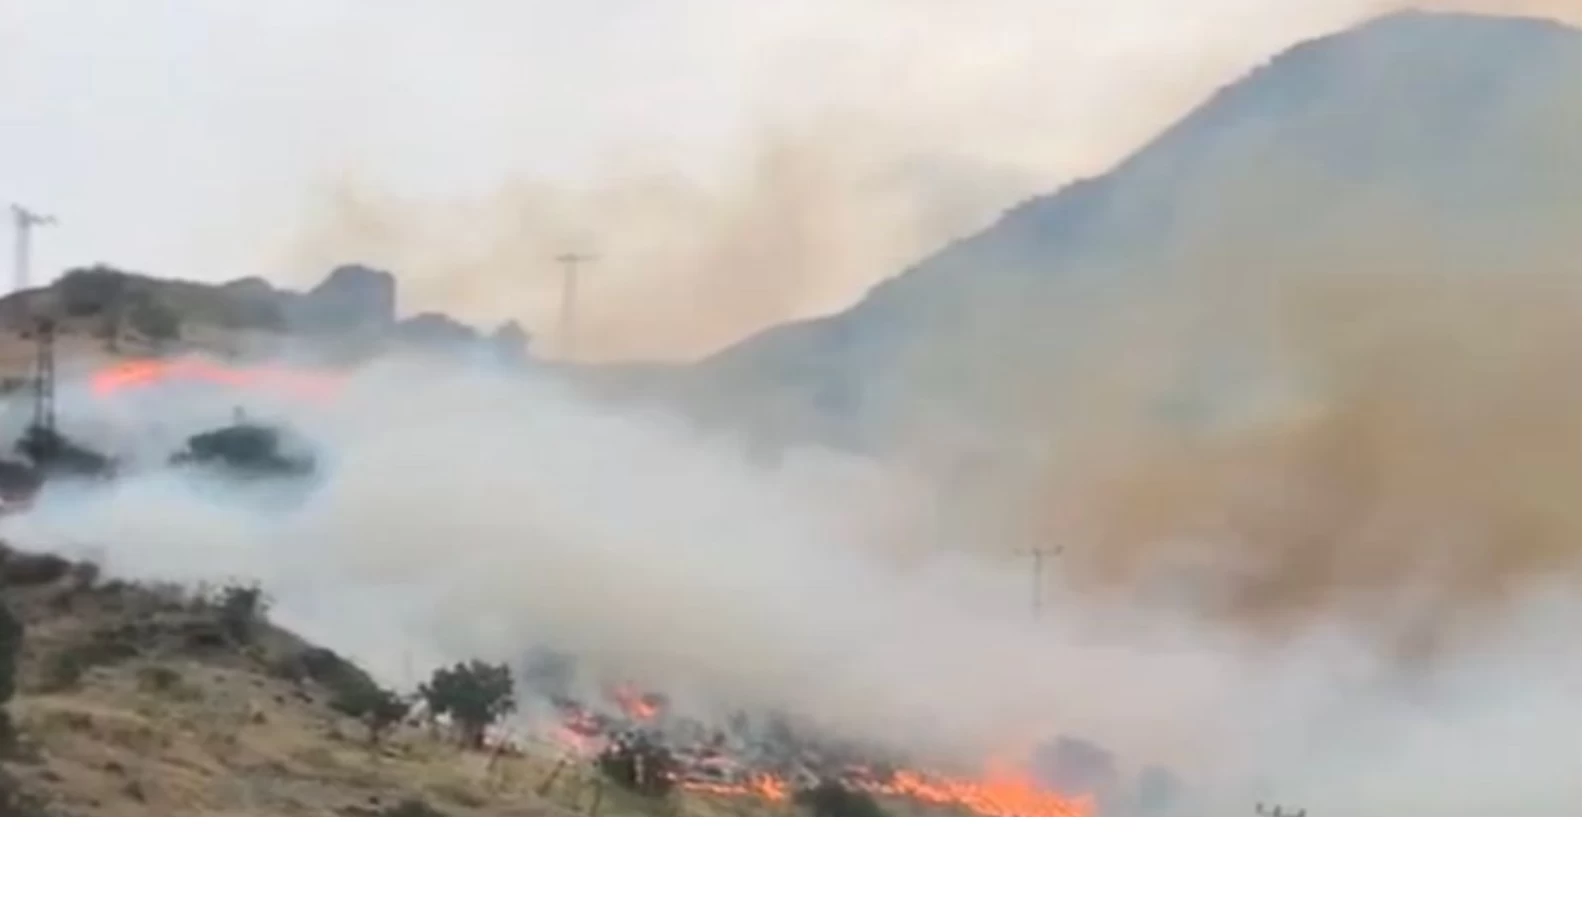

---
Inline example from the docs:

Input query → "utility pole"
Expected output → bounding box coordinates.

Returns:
[1020,544,1064,617]
[32,315,57,437]
[11,204,57,292]
[554,252,594,360]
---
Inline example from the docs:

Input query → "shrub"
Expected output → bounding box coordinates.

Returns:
[418,660,516,749]
[0,604,21,758]
[214,583,268,644]
[0,603,20,707]
[59,265,126,317]
[137,665,182,694]
[39,636,139,693]
[795,779,884,817]
[335,684,410,745]
[127,297,180,342]
[341,797,446,817]
[596,733,678,799]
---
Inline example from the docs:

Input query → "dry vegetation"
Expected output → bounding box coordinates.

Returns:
[0,543,826,817]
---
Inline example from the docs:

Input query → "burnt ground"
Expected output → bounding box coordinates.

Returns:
[0,542,808,817]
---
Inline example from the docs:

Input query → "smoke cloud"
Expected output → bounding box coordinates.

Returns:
[0,339,1578,814]
[270,0,1577,362]
[6,0,1562,361]
[0,0,1577,816]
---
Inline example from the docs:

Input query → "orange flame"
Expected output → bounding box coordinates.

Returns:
[90,357,344,401]
[681,761,1094,816]
[679,773,791,802]
[859,765,1094,817]
[611,684,663,722]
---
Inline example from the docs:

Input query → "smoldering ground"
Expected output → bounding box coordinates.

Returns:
[0,350,1577,816]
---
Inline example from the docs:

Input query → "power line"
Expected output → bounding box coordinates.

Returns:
[11,203,57,292]
[554,252,595,360]
[1020,544,1064,617]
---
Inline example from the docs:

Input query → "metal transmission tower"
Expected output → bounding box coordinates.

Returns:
[11,204,57,292]
[1020,544,1064,617]
[554,252,594,360]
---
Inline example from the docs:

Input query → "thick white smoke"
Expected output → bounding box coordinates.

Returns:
[0,355,1576,815]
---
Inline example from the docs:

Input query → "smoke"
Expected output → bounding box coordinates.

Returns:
[259,0,1576,362]
[0,347,1578,815]
[0,1,1577,816]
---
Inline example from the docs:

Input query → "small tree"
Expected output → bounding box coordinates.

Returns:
[347,686,411,746]
[216,582,269,644]
[418,660,516,749]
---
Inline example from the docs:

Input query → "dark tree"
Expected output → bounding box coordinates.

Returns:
[419,660,516,748]
[216,583,269,644]
[59,265,127,317]
[127,296,181,344]
[597,733,678,798]
[0,602,21,707]
[795,779,884,817]
[345,686,411,746]
[0,602,23,755]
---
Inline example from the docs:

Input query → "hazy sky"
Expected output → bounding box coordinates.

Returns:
[1,0,1576,358]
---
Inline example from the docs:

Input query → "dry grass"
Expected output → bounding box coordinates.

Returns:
[0,555,811,816]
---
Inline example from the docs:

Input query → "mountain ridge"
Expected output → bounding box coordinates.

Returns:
[678,11,1579,457]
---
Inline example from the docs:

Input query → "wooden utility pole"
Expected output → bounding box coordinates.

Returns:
[1021,545,1064,617]
[554,252,594,360]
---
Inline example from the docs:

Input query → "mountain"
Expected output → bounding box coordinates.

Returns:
[676,12,1580,459]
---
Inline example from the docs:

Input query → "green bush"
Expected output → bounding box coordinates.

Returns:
[335,684,410,745]
[39,636,139,693]
[419,660,516,749]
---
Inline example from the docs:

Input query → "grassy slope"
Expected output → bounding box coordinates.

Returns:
[0,544,803,817]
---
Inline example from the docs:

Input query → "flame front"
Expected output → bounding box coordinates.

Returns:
[863,766,1095,817]
[91,357,343,400]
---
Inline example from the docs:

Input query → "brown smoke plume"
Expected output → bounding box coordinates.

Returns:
[267,2,1578,364]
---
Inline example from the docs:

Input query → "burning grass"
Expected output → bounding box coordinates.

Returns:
[540,682,1096,817]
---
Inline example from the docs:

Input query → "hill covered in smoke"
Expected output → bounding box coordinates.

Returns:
[669,11,1580,631]
[0,10,1576,816]
[690,11,1577,449]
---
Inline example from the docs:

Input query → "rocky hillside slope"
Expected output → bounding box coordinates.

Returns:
[675,12,1579,456]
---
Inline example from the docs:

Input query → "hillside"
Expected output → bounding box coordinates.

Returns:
[674,12,1580,455]
[0,264,532,375]
[0,543,828,817]
[4,541,1054,817]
